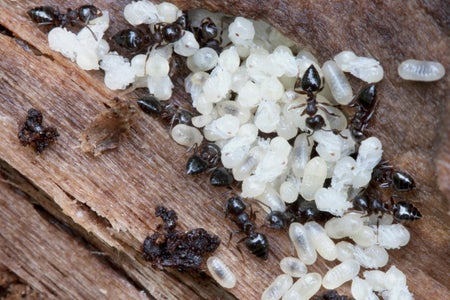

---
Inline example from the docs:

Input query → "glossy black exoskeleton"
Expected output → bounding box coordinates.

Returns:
[245,232,269,260]
[391,171,416,192]
[112,29,148,52]
[293,65,337,133]
[352,192,389,215]
[225,196,247,217]
[137,95,163,115]
[210,167,233,186]
[192,17,222,53]
[224,196,270,260]
[264,210,288,230]
[186,142,221,175]
[27,5,101,28]
[349,84,377,142]
[283,196,334,225]
[392,200,422,221]
[152,22,184,47]
[372,162,415,192]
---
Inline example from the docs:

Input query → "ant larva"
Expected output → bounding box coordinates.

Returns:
[27,5,102,28]
[348,84,377,142]
[224,196,269,260]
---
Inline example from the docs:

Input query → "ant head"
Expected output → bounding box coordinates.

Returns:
[301,65,322,93]
[78,5,102,23]
[305,115,325,131]
[264,211,287,230]
[357,84,377,110]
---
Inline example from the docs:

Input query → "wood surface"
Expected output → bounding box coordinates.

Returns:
[0,0,449,299]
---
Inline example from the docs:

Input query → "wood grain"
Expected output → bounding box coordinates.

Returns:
[0,0,449,299]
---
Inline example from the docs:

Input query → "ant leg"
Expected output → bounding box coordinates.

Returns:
[318,104,339,117]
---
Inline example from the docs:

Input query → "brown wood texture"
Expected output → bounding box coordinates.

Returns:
[0,0,449,299]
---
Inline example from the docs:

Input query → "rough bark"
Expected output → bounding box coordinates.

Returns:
[0,0,448,299]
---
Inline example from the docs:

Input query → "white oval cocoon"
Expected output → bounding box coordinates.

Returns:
[282,272,322,300]
[377,224,410,249]
[171,124,203,147]
[261,274,293,300]
[207,256,236,289]
[322,60,353,104]
[398,59,445,82]
[279,257,307,278]
[289,223,317,265]
[353,245,389,269]
[300,157,327,200]
[304,221,337,261]
[322,259,360,289]
[325,213,364,239]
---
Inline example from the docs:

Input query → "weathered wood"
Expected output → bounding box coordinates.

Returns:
[0,0,449,299]
[0,180,149,300]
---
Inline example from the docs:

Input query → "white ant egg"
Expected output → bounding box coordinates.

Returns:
[279,178,299,204]
[322,60,353,104]
[322,259,360,289]
[206,256,237,289]
[385,265,407,290]
[260,76,285,101]
[156,2,182,23]
[101,54,136,90]
[48,27,79,60]
[325,213,364,239]
[254,100,281,133]
[131,54,147,77]
[351,277,376,300]
[377,224,410,249]
[256,186,286,213]
[282,272,322,300]
[363,270,388,292]
[336,241,356,262]
[185,71,210,101]
[398,59,445,81]
[174,31,200,57]
[313,130,343,162]
[146,54,170,77]
[228,16,255,46]
[353,245,389,269]
[261,274,293,300]
[276,116,298,140]
[291,133,313,177]
[147,76,173,100]
[300,156,327,201]
[203,115,240,141]
[221,137,251,169]
[241,175,266,197]
[170,124,203,147]
[279,257,307,278]
[187,47,219,72]
[350,225,377,247]
[217,101,251,124]
[314,187,352,216]
[218,46,241,73]
[289,223,317,265]
[304,221,337,261]
[236,80,262,108]
[355,137,383,171]
[124,0,158,26]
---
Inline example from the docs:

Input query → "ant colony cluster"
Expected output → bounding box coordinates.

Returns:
[28,1,439,299]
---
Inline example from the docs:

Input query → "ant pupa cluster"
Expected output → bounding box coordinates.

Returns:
[26,1,440,299]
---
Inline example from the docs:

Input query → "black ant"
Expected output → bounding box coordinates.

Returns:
[225,196,269,260]
[264,196,334,230]
[352,190,421,222]
[186,142,221,175]
[27,5,102,28]
[137,95,194,126]
[192,17,222,53]
[293,65,340,134]
[112,14,186,54]
[348,84,377,142]
[210,167,234,186]
[372,161,415,192]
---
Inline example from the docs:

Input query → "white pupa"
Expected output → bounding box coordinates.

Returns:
[282,272,322,300]
[289,223,317,265]
[304,221,337,261]
[261,274,293,300]
[322,259,360,289]
[207,256,237,289]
